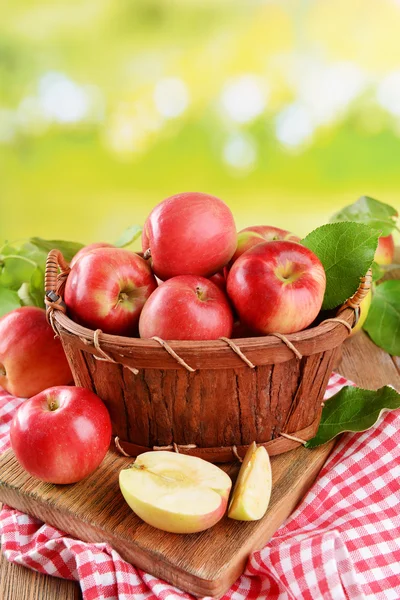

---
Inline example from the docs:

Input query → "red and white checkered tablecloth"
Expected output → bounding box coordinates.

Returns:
[1,373,400,600]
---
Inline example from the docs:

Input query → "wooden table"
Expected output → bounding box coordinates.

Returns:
[2,263,399,599]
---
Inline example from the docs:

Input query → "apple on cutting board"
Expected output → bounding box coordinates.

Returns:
[119,451,232,534]
[228,442,272,521]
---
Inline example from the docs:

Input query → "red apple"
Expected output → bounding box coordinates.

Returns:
[10,386,112,484]
[227,241,326,335]
[374,234,395,265]
[139,275,234,340]
[142,192,237,280]
[231,225,300,265]
[70,242,114,268]
[209,270,227,291]
[64,247,157,336]
[0,307,72,397]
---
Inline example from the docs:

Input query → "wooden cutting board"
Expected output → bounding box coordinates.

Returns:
[0,440,335,598]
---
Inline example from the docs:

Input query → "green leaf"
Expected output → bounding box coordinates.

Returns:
[29,238,84,262]
[17,282,35,306]
[0,243,19,256]
[0,255,37,290]
[0,286,22,317]
[29,266,45,307]
[20,242,48,265]
[330,196,398,237]
[15,267,45,308]
[371,261,385,283]
[363,280,400,356]
[302,222,379,310]
[114,225,142,248]
[306,385,400,448]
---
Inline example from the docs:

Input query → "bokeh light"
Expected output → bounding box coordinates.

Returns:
[223,133,257,171]
[0,0,399,243]
[275,103,314,148]
[220,75,268,124]
[154,77,190,119]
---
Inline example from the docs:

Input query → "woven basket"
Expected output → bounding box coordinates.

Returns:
[44,249,371,463]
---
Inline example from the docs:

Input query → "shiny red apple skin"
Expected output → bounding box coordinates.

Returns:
[0,307,72,398]
[139,275,234,340]
[209,270,227,291]
[227,241,326,335]
[231,225,300,265]
[10,386,112,484]
[374,234,395,265]
[70,242,114,268]
[64,248,157,336]
[142,192,237,280]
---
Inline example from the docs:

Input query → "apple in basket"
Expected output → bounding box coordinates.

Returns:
[142,192,237,280]
[0,307,72,397]
[119,451,232,533]
[209,269,228,291]
[10,386,112,484]
[230,225,300,265]
[227,241,326,335]
[374,234,395,266]
[64,247,157,336]
[139,275,234,340]
[70,242,114,267]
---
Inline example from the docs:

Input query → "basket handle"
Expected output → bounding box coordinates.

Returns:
[341,268,372,310]
[336,268,372,328]
[44,249,70,321]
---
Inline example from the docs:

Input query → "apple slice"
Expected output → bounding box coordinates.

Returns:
[119,451,232,534]
[228,442,272,521]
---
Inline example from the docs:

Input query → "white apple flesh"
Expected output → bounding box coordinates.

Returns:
[228,442,272,521]
[119,451,232,534]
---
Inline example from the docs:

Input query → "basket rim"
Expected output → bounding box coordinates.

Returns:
[52,305,355,351]
[45,249,371,367]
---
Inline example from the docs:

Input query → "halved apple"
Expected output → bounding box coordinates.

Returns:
[228,442,272,521]
[119,451,232,534]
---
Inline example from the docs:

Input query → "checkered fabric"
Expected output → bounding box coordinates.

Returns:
[1,373,400,600]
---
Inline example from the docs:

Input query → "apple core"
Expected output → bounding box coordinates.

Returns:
[47,397,59,411]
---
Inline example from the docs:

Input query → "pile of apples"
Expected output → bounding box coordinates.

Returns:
[64,191,327,340]
[3,192,394,535]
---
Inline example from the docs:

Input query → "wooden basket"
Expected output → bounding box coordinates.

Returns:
[44,250,371,463]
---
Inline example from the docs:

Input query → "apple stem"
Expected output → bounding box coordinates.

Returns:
[48,399,58,411]
[0,364,5,377]
[196,286,206,301]
[143,248,152,260]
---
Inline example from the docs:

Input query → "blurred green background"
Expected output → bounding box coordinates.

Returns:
[1,0,400,245]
